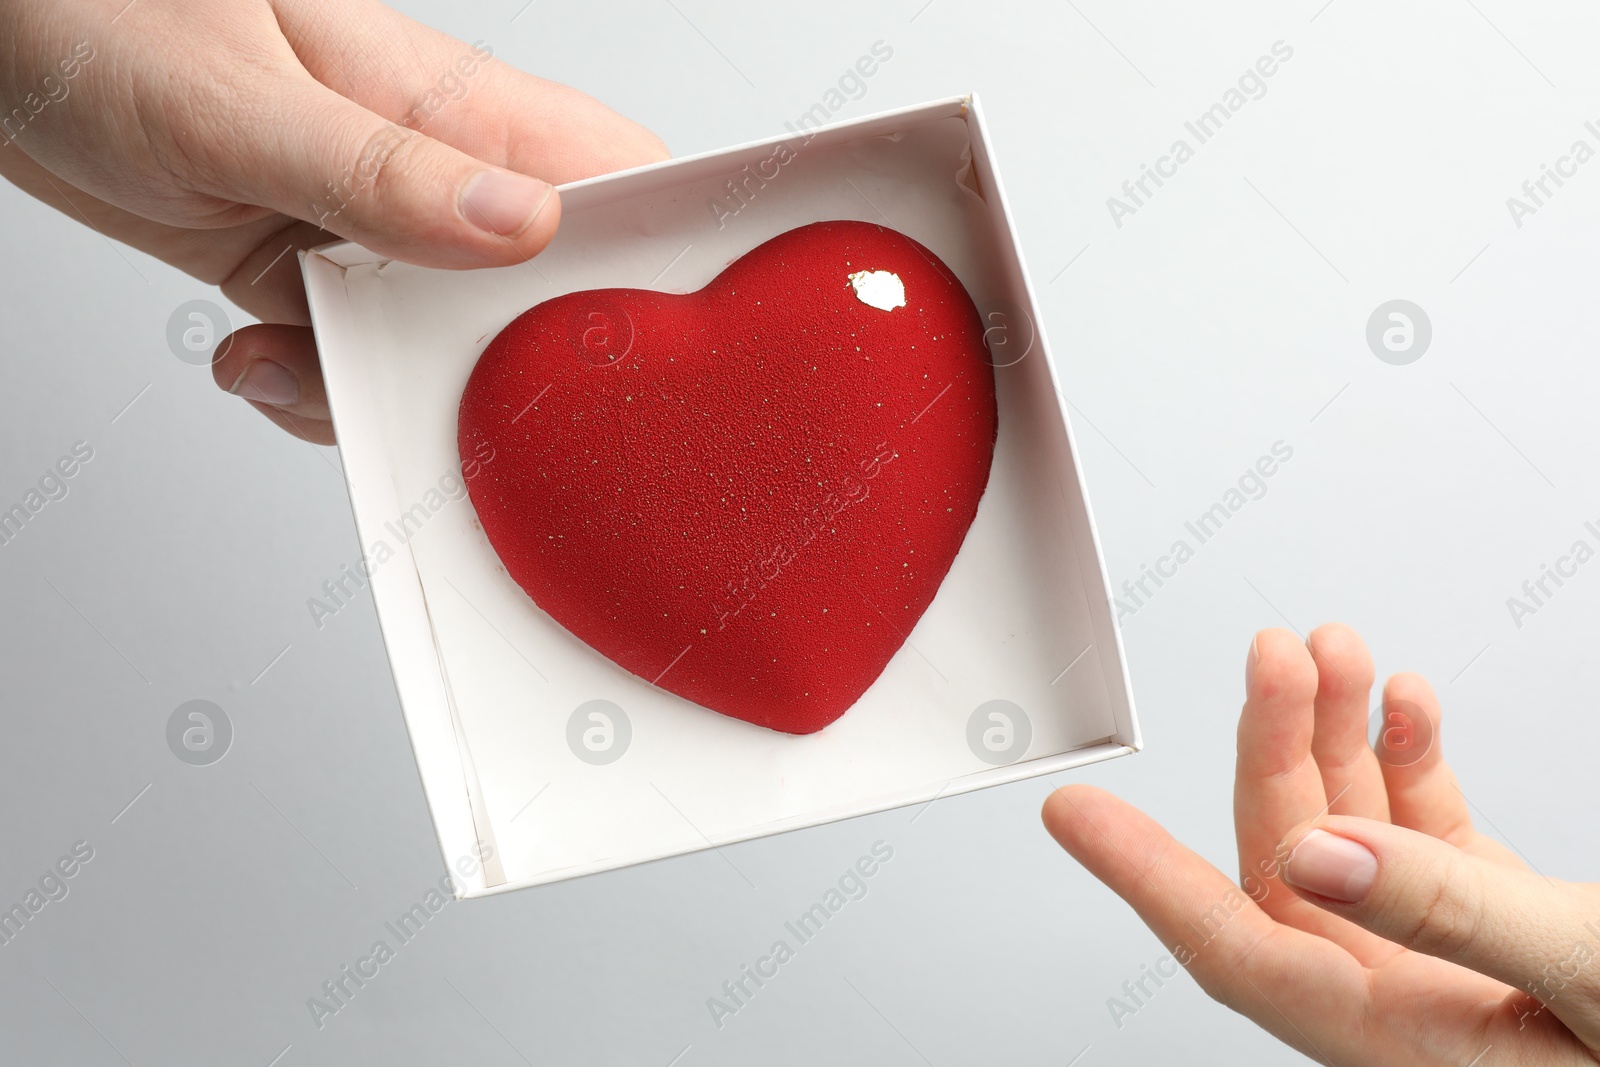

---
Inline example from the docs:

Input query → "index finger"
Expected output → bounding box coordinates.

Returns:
[1041,784,1365,1062]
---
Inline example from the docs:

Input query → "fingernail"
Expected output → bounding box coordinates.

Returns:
[1283,829,1377,903]
[460,170,553,236]
[1245,635,1259,692]
[229,360,299,406]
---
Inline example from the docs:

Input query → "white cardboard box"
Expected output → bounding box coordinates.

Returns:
[302,93,1139,897]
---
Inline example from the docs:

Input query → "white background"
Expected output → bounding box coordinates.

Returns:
[3,1,1599,1064]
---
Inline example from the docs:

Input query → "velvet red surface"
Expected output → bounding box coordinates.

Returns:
[458,221,997,733]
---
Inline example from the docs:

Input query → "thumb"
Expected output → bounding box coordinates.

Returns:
[1280,816,1600,1038]
[222,75,561,269]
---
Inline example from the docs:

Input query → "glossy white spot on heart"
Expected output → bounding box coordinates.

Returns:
[848,270,905,312]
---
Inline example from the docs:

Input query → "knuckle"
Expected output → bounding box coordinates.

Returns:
[320,123,422,225]
[144,61,286,189]
[1396,871,1485,959]
[1197,958,1255,1016]
[1186,923,1274,1014]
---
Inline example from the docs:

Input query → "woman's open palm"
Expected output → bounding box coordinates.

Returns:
[1044,624,1600,1065]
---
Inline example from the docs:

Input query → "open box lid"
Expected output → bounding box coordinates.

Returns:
[302,93,1139,897]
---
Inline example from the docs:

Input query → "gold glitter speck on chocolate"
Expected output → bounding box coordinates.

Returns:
[847,269,906,312]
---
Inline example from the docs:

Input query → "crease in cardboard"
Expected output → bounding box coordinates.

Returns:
[955,144,984,203]
[421,575,508,891]
[300,249,492,895]
[351,255,503,893]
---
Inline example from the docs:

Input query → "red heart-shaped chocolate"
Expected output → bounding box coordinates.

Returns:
[458,220,997,733]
